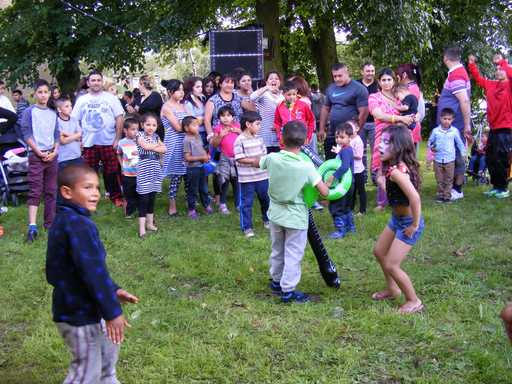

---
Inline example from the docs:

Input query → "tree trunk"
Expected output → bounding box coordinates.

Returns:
[55,57,81,98]
[299,12,338,92]
[255,0,284,75]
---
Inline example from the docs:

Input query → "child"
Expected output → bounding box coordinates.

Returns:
[46,164,138,383]
[428,108,466,203]
[20,79,60,242]
[116,117,140,217]
[394,84,418,131]
[260,120,329,303]
[182,116,212,219]
[234,111,269,238]
[274,81,315,148]
[56,98,83,169]
[327,123,355,239]
[348,120,367,215]
[136,113,166,238]
[211,105,241,214]
[372,124,424,314]
[468,130,488,179]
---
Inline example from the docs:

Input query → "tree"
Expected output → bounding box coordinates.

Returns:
[0,0,147,94]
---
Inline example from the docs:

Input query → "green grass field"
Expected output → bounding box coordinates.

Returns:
[1,162,512,383]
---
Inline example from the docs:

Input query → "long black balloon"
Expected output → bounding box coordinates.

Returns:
[307,209,340,288]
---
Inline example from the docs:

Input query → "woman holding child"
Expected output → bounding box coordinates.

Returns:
[369,68,415,210]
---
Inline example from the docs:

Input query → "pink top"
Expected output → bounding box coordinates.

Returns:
[214,122,240,158]
[407,82,422,143]
[368,92,400,171]
[350,135,365,174]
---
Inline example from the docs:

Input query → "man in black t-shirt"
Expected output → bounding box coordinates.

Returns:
[357,62,379,182]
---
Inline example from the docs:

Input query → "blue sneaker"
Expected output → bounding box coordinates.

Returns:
[281,290,310,303]
[484,189,499,196]
[329,216,346,239]
[329,230,346,239]
[495,190,510,199]
[26,226,38,243]
[269,280,282,295]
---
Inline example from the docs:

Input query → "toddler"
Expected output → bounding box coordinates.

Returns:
[116,117,140,217]
[348,120,367,215]
[56,98,82,169]
[395,84,418,131]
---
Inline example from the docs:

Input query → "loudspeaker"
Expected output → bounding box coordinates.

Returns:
[209,29,264,80]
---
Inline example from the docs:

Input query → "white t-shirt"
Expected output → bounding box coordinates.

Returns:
[0,95,15,123]
[71,91,124,147]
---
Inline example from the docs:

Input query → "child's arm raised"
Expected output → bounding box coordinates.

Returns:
[390,169,421,238]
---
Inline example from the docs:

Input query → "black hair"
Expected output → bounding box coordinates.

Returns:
[55,97,71,109]
[396,63,422,87]
[443,46,461,62]
[123,117,140,130]
[0,80,4,86]
[181,116,197,132]
[282,80,298,93]
[264,71,282,82]
[219,73,236,85]
[33,79,50,91]
[208,71,221,79]
[217,105,235,119]
[282,120,307,148]
[361,62,374,69]
[335,122,354,137]
[377,67,395,80]
[87,69,103,80]
[440,107,455,118]
[123,90,133,98]
[240,111,261,131]
[161,79,183,95]
[12,89,23,95]
[331,63,347,72]
[183,76,204,109]
[382,124,421,190]
[58,163,97,190]
[141,112,159,125]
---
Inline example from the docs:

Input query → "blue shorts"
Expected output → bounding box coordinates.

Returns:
[387,214,424,246]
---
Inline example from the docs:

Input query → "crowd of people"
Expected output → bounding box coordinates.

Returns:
[1,44,512,382]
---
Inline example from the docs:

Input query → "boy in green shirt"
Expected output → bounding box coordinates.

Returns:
[260,121,329,303]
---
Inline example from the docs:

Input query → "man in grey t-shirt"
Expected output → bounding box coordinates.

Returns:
[71,70,124,206]
[319,63,369,160]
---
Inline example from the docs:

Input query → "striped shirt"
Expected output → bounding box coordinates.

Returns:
[234,132,268,183]
[250,90,284,147]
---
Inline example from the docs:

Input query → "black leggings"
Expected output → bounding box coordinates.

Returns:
[350,172,367,214]
[138,192,156,217]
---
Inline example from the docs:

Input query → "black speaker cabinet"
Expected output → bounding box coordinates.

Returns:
[209,29,264,80]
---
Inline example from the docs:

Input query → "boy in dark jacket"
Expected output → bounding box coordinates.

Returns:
[46,163,138,384]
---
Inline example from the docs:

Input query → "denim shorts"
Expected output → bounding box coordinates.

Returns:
[387,214,425,246]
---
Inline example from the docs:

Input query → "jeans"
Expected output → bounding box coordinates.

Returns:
[469,154,486,174]
[387,214,425,246]
[238,179,269,231]
[186,166,210,210]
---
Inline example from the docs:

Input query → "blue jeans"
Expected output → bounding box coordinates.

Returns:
[469,154,486,174]
[239,179,269,231]
[186,166,210,210]
[387,214,425,246]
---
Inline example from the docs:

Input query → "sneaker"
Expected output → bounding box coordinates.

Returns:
[484,189,499,196]
[328,230,346,239]
[205,206,214,215]
[26,228,38,243]
[263,221,270,230]
[435,197,445,203]
[269,280,282,295]
[244,229,255,238]
[188,210,199,220]
[450,189,463,201]
[281,290,310,303]
[219,204,230,215]
[495,190,510,199]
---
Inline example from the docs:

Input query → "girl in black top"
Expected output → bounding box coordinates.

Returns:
[372,124,424,314]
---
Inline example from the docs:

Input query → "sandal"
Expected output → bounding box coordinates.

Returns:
[399,301,424,314]
[371,291,400,301]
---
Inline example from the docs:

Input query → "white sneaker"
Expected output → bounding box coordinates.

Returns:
[263,221,270,229]
[450,189,464,201]
[244,229,255,238]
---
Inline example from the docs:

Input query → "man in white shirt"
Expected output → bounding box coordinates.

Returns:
[71,70,125,207]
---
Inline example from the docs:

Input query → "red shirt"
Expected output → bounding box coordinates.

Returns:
[274,99,315,148]
[468,61,512,130]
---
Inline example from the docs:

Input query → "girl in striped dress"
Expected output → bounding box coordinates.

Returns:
[161,79,190,216]
[136,113,166,238]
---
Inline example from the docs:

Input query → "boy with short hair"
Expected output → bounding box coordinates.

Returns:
[20,79,60,242]
[56,98,83,169]
[274,81,315,148]
[428,108,466,203]
[260,120,329,303]
[11,89,30,117]
[116,118,140,217]
[47,163,138,384]
[234,111,269,238]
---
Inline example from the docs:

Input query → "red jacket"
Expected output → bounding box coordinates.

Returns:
[274,99,315,147]
[468,61,512,129]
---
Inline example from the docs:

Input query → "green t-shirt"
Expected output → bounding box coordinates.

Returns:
[260,150,321,229]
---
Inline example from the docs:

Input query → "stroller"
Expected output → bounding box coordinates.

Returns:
[0,133,29,207]
[465,123,489,185]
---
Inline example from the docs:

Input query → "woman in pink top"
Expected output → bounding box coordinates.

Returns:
[369,68,414,210]
[397,64,423,147]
